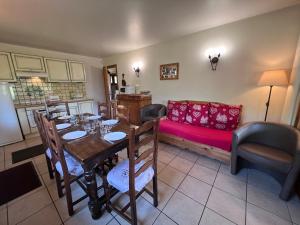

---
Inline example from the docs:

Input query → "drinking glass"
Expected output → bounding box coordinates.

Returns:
[83,123,91,134]
[90,122,96,134]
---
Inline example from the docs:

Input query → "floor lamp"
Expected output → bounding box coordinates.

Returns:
[258,70,288,121]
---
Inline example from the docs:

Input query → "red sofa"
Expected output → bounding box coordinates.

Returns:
[158,100,242,163]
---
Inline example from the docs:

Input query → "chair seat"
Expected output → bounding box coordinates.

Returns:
[238,143,293,172]
[107,159,154,193]
[46,148,70,159]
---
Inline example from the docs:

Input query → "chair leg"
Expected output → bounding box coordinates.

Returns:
[129,192,138,225]
[279,168,299,201]
[54,170,64,198]
[103,175,112,213]
[153,176,158,207]
[65,179,74,216]
[45,155,54,179]
[230,154,239,175]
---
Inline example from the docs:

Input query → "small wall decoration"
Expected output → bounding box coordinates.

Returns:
[160,63,179,80]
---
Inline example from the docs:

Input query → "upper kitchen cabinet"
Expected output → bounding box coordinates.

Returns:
[68,61,86,82]
[11,53,45,72]
[44,58,70,82]
[0,52,16,81]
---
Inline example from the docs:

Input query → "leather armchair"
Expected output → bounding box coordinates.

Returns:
[140,104,167,123]
[231,122,300,200]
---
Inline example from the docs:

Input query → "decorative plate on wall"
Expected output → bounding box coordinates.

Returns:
[160,63,179,80]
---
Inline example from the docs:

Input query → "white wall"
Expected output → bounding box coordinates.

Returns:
[103,6,300,123]
[0,42,105,107]
[281,35,300,124]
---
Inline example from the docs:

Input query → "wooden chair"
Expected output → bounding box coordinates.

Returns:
[41,114,103,216]
[33,110,54,180]
[98,102,111,119]
[45,100,70,119]
[111,102,130,123]
[104,119,159,225]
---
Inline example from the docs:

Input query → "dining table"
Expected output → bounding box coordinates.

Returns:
[55,115,134,219]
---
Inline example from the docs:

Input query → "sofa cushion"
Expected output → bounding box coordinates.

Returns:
[159,118,233,152]
[208,103,242,131]
[185,102,209,127]
[167,101,188,123]
[238,143,292,173]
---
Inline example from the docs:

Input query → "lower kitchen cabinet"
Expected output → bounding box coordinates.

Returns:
[16,108,31,135]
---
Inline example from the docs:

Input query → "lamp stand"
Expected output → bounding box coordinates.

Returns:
[264,85,273,121]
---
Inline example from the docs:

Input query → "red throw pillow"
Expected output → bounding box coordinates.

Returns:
[167,101,188,123]
[185,102,209,127]
[208,103,242,130]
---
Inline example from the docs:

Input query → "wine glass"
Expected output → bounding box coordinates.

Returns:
[90,121,96,134]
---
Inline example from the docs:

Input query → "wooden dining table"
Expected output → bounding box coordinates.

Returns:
[55,116,133,219]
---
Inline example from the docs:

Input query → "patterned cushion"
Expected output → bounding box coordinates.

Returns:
[208,103,242,131]
[107,159,154,193]
[185,102,209,127]
[167,101,188,123]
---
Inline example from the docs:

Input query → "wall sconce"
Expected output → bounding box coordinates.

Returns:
[132,61,143,77]
[208,53,221,71]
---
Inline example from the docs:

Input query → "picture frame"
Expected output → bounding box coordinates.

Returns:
[160,63,179,80]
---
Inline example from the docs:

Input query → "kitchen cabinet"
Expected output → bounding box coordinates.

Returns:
[68,61,86,82]
[17,108,31,135]
[44,58,70,82]
[68,102,79,115]
[78,101,94,114]
[11,53,45,72]
[0,52,16,82]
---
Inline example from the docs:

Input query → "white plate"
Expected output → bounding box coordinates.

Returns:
[87,115,101,120]
[102,119,119,126]
[62,131,87,140]
[104,132,126,142]
[58,115,72,120]
[56,123,72,130]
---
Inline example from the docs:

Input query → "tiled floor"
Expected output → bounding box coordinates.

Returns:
[1,137,300,225]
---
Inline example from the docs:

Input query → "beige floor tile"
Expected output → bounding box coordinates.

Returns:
[162,144,181,155]
[287,195,300,225]
[0,148,4,163]
[248,169,281,195]
[158,151,176,164]
[4,141,27,153]
[163,191,204,225]
[118,148,128,160]
[18,204,61,225]
[107,218,121,225]
[158,166,186,188]
[65,206,113,225]
[247,184,290,221]
[25,137,42,148]
[169,156,195,173]
[115,197,160,225]
[207,188,245,225]
[0,207,7,225]
[178,175,212,205]
[153,213,177,225]
[189,164,217,185]
[41,172,56,187]
[142,179,176,210]
[54,196,89,222]
[200,208,236,225]
[247,203,292,225]
[219,164,247,183]
[0,161,4,172]
[196,155,221,171]
[178,149,199,163]
[214,172,246,200]
[8,188,52,225]
[35,160,50,175]
[157,161,167,174]
[47,183,60,201]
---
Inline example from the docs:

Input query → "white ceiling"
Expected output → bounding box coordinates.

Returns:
[0,0,299,58]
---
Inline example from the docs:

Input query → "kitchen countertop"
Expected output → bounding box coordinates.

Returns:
[14,98,94,109]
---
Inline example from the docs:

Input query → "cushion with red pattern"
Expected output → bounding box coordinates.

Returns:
[167,101,188,123]
[208,103,242,130]
[185,102,209,127]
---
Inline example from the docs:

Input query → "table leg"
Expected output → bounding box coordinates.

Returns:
[84,168,102,219]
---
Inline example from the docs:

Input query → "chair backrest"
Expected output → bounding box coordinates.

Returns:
[98,102,111,119]
[41,114,69,175]
[128,119,159,190]
[111,102,130,123]
[33,110,48,149]
[46,100,70,119]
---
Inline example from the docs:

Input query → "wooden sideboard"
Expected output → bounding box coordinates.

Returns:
[117,94,152,125]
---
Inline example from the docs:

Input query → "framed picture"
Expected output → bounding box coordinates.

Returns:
[160,63,179,80]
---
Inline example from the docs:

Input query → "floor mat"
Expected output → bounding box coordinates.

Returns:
[12,144,44,164]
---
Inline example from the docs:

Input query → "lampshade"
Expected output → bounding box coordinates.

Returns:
[258,70,289,86]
